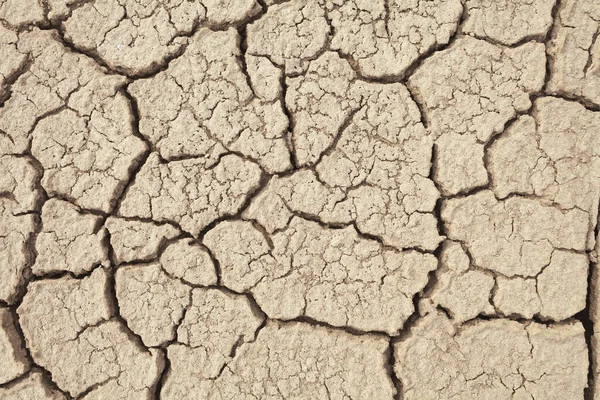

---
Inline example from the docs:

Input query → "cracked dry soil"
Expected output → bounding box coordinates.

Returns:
[0,0,599,399]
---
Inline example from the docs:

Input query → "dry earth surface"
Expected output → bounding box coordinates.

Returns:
[0,0,598,399]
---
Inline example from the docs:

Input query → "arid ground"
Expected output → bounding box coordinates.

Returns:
[0,0,599,398]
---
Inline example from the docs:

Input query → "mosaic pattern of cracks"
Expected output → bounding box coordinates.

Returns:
[0,0,599,399]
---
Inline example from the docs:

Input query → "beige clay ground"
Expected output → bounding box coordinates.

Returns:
[0,0,598,399]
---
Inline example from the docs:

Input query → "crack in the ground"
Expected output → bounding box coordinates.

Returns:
[2,0,600,397]
[3,308,74,399]
[582,193,600,400]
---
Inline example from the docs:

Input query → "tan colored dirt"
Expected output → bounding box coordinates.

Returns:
[0,0,598,399]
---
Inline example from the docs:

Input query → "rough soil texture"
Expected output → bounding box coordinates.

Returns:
[0,0,598,399]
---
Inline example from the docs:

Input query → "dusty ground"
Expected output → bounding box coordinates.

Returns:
[0,0,598,399]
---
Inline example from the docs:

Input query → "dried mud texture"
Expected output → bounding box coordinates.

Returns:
[106,217,179,265]
[0,371,66,400]
[547,0,600,107]
[1,0,598,399]
[463,0,556,45]
[34,199,109,276]
[395,311,588,399]
[409,36,547,196]
[204,218,437,334]
[129,28,291,173]
[62,0,261,76]
[0,308,29,385]
[118,152,263,236]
